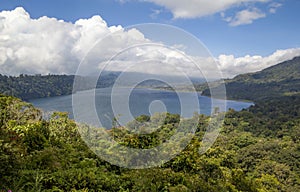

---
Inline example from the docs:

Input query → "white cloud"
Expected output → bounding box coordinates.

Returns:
[225,8,266,26]
[0,7,151,75]
[0,7,299,80]
[269,2,282,13]
[119,0,280,26]
[143,0,270,19]
[0,7,212,79]
[0,7,226,80]
[0,7,79,75]
[217,48,300,78]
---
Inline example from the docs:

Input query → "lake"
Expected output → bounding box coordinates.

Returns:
[30,88,253,128]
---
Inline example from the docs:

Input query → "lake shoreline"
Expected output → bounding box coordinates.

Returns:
[29,87,253,128]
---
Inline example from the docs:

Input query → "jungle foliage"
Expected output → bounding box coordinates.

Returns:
[0,94,299,191]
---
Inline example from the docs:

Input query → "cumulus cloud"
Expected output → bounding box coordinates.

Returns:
[0,7,222,80]
[217,48,300,78]
[0,7,150,75]
[1,8,82,74]
[120,0,285,26]
[0,7,299,80]
[225,8,266,26]
[143,0,269,19]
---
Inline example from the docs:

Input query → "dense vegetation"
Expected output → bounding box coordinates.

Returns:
[0,73,119,101]
[0,74,75,101]
[1,93,299,191]
[202,56,300,101]
[0,72,187,101]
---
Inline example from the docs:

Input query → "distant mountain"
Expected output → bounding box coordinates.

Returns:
[202,56,300,101]
[4,56,299,102]
[0,71,206,100]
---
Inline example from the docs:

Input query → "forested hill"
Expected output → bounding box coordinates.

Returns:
[0,74,75,100]
[0,73,119,100]
[0,72,203,101]
[202,56,300,101]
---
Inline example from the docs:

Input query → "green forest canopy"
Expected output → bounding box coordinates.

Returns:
[1,94,299,191]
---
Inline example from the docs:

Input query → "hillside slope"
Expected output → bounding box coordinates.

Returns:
[202,56,300,101]
[0,73,119,100]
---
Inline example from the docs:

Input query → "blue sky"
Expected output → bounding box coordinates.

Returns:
[0,0,300,77]
[1,0,299,57]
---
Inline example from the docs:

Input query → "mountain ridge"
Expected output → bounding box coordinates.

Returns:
[202,56,300,101]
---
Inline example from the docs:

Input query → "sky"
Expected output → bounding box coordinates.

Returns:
[0,0,300,78]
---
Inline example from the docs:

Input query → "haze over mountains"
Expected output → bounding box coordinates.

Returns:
[0,56,299,101]
[0,71,205,100]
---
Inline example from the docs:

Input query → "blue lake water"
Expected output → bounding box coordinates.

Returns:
[30,88,253,128]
